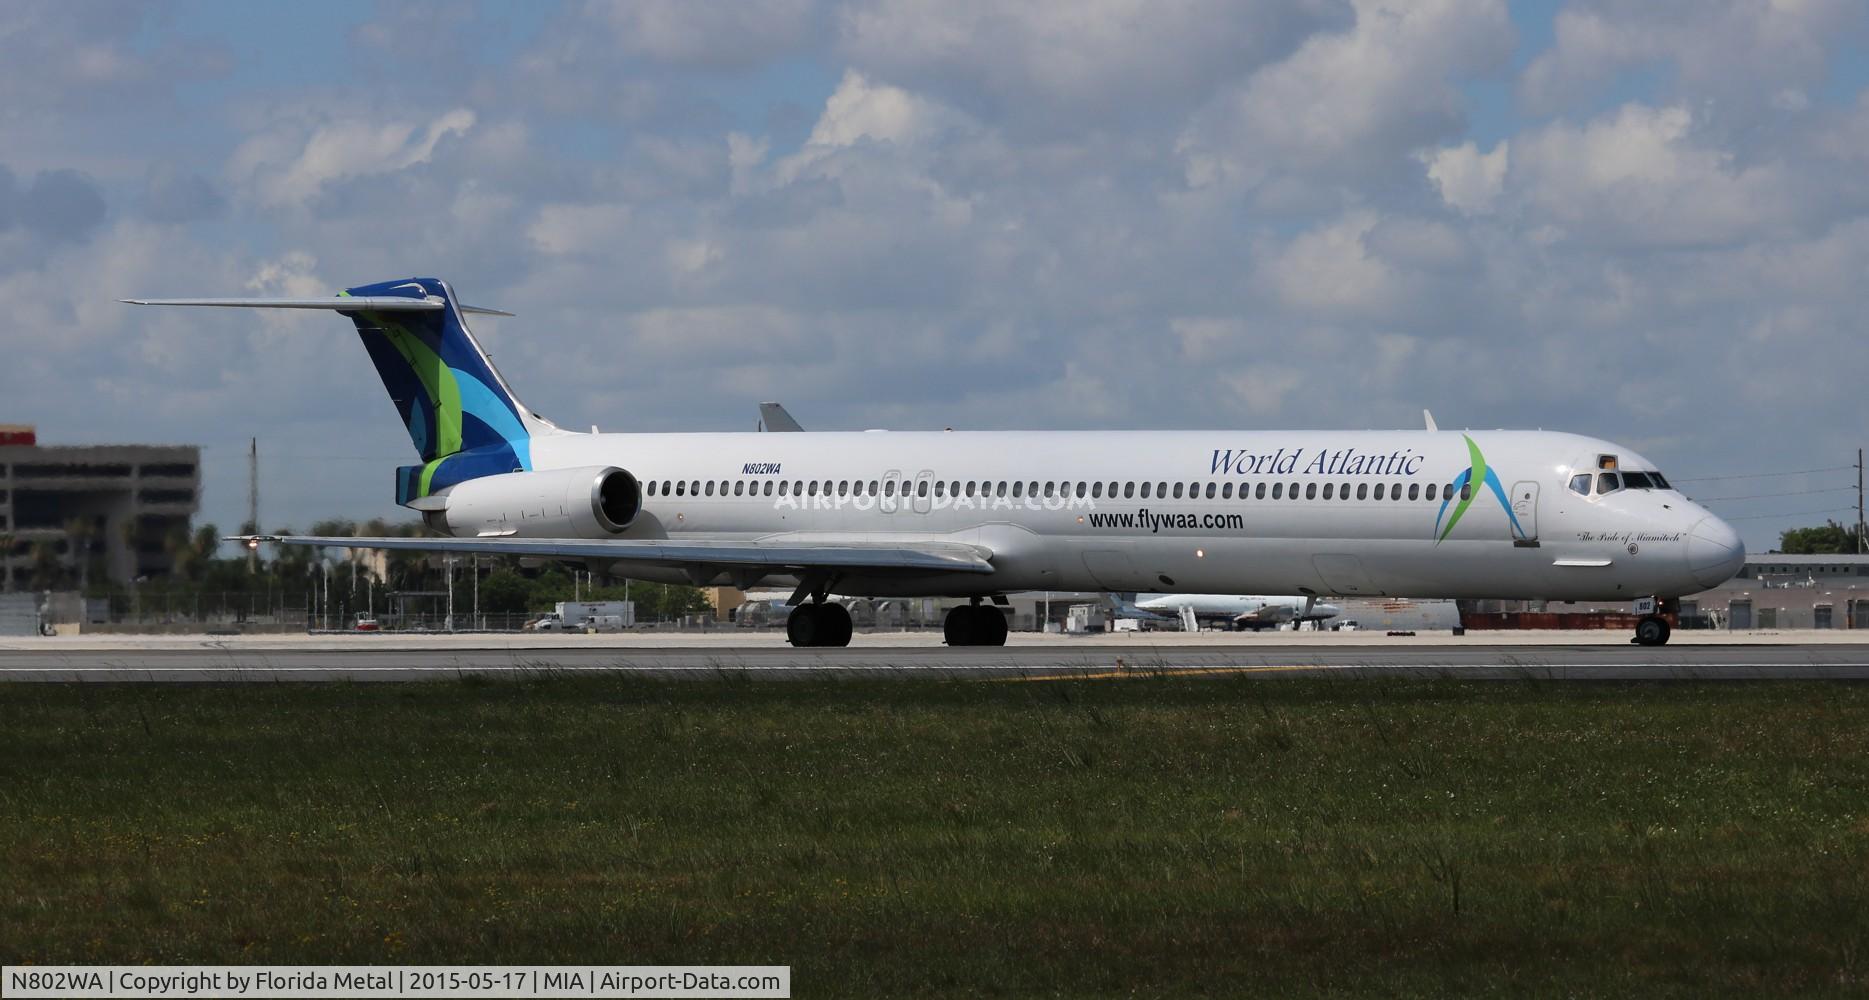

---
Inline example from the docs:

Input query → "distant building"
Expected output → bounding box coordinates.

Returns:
[0,425,201,589]
[1681,553,1869,630]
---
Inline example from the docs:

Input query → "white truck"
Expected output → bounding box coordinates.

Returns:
[530,601,636,632]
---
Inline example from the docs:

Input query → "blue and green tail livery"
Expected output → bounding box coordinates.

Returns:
[1433,434,1528,543]
[339,278,542,503]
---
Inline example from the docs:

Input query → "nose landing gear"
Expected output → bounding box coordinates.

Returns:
[1631,597,1678,647]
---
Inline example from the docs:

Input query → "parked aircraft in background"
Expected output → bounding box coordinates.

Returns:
[125,277,1745,648]
[1130,593,1343,631]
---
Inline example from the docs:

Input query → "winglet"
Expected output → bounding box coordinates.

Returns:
[1423,409,1438,433]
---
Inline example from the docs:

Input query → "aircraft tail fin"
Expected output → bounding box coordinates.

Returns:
[125,277,566,503]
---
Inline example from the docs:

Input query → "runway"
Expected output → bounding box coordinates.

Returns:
[2,631,1867,682]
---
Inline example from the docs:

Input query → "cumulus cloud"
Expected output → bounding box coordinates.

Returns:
[232,108,477,207]
[1178,0,1513,193]
[1519,0,1864,119]
[1508,104,1797,247]
[839,0,1344,134]
[0,164,107,244]
[1421,141,1508,216]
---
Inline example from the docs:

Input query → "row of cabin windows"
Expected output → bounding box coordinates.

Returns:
[643,478,1475,503]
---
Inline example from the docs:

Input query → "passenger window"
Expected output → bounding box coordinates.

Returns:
[676,481,686,496]
[734,481,745,496]
[1322,483,1334,500]
[1358,483,1369,501]
[1124,482,1135,499]
[1108,481,1118,498]
[950,481,960,497]
[835,481,846,496]
[1569,474,1591,496]
[1460,483,1471,501]
[808,481,819,496]
[705,481,715,496]
[1012,481,1024,498]
[964,481,976,498]
[1158,482,1168,498]
[1141,482,1152,499]
[764,481,774,496]
[647,481,658,497]
[1271,483,1283,499]
[998,482,1008,498]
[869,480,879,495]
[1392,482,1402,500]
[935,481,946,497]
[1598,472,1621,494]
[1205,483,1217,499]
[1408,483,1419,501]
[1221,483,1233,500]
[1091,482,1103,499]
[1077,482,1088,499]
[917,481,929,498]
[1256,483,1267,500]
[1028,481,1039,498]
[1340,482,1350,499]
[1289,481,1299,498]
[1172,483,1183,499]
[1306,483,1317,500]
[1424,484,1436,501]
[1371,484,1382,500]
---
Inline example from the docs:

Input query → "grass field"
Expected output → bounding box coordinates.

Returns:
[3,674,1868,997]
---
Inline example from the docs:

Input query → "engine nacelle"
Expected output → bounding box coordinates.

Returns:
[426,466,640,538]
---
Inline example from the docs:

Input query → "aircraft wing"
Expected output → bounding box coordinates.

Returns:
[239,534,993,579]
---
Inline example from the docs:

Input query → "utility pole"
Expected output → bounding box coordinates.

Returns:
[247,437,259,574]
[1857,447,1864,554]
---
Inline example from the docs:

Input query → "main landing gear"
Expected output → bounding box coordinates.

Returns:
[944,600,1009,647]
[787,601,853,648]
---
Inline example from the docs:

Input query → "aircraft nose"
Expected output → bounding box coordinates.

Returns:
[1686,516,1745,589]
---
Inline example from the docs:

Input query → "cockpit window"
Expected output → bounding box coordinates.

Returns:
[1650,472,1671,489]
[1569,474,1592,496]
[1622,471,1655,489]
[1597,472,1622,494]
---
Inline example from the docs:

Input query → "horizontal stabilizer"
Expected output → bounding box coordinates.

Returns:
[122,297,512,316]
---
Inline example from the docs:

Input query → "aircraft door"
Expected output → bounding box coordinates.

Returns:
[881,469,902,514]
[1510,480,1539,545]
[912,469,934,515]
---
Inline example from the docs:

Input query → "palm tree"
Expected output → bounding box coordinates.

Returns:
[64,517,98,594]
[29,540,63,590]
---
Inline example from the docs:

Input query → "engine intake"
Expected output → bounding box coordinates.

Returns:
[427,466,640,538]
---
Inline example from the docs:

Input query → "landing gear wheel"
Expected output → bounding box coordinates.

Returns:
[977,606,1007,646]
[943,605,978,646]
[786,604,822,647]
[788,603,854,647]
[1633,615,1671,647]
[944,605,1008,647]
[820,602,853,647]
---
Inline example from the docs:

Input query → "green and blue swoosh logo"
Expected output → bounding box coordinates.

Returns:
[1434,435,1528,543]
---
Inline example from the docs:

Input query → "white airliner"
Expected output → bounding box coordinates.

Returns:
[125,278,1745,648]
[1130,594,1343,631]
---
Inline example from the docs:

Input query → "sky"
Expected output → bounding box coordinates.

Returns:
[1,0,1865,552]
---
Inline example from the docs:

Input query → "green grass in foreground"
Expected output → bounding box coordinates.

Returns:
[2,675,1868,997]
